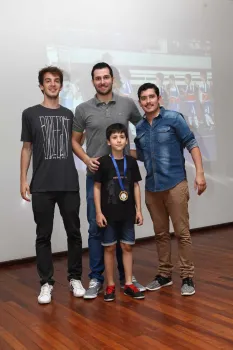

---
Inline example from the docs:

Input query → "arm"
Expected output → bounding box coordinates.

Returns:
[175,113,199,151]
[72,105,99,172]
[175,114,207,195]
[129,99,142,126]
[72,131,99,172]
[190,147,207,195]
[134,182,143,225]
[20,142,32,201]
[133,135,144,162]
[130,149,137,159]
[71,130,89,164]
[94,182,107,227]
[80,131,86,146]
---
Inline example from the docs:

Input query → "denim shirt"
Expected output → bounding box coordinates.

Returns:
[135,107,198,192]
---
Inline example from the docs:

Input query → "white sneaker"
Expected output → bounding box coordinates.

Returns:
[38,283,53,304]
[70,279,86,297]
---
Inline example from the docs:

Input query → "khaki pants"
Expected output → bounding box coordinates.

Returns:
[145,180,194,279]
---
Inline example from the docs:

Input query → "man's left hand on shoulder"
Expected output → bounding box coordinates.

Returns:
[194,172,207,195]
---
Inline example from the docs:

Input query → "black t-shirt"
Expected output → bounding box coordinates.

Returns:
[21,104,79,192]
[94,155,142,222]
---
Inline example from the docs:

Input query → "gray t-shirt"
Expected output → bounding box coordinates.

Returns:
[73,94,142,169]
[21,104,79,192]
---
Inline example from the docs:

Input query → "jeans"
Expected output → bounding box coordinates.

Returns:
[32,191,82,286]
[86,175,125,283]
[101,220,135,246]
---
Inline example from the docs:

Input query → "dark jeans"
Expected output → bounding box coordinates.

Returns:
[86,175,124,283]
[32,191,82,286]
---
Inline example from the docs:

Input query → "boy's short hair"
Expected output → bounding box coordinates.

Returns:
[106,123,128,141]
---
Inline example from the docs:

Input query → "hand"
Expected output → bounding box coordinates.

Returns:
[135,211,143,226]
[96,212,107,228]
[86,157,100,173]
[194,172,207,195]
[20,181,31,202]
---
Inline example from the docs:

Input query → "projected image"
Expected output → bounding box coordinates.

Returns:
[47,38,216,163]
[154,71,215,132]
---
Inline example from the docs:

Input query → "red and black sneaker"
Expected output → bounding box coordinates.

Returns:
[124,284,145,299]
[104,285,115,302]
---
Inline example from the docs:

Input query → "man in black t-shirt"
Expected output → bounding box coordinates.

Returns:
[94,123,145,301]
[20,66,85,304]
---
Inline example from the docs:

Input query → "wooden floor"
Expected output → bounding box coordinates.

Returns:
[0,226,233,350]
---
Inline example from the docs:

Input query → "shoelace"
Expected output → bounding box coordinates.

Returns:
[89,280,98,288]
[183,278,193,286]
[70,279,83,289]
[106,285,115,294]
[40,284,51,297]
[155,274,171,283]
[155,275,165,283]
[126,284,139,293]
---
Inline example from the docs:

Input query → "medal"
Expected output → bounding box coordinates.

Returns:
[119,190,128,201]
[110,155,128,201]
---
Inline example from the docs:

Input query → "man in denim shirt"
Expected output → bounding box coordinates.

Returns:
[134,83,207,296]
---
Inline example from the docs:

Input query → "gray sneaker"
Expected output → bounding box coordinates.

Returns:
[181,277,195,296]
[83,278,103,299]
[120,276,146,292]
[146,275,173,291]
[132,276,146,292]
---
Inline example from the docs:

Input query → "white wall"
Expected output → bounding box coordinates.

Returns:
[0,0,233,262]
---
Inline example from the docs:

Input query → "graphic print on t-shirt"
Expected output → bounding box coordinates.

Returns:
[107,178,130,205]
[39,116,70,160]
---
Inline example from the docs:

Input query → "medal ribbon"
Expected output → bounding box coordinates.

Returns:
[110,155,127,191]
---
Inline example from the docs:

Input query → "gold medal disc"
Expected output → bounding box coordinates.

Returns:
[119,191,128,201]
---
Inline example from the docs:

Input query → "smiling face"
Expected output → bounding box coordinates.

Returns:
[92,67,114,96]
[40,72,62,98]
[139,88,161,115]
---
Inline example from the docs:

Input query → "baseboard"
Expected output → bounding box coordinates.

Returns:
[0,222,232,268]
[190,221,233,233]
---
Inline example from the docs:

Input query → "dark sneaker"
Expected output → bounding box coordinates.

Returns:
[120,276,146,292]
[146,275,173,291]
[124,284,145,299]
[104,285,115,302]
[181,277,195,296]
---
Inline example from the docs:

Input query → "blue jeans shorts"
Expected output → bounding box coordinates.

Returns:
[101,220,135,247]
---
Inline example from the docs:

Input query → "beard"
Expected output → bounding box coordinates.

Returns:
[95,84,113,96]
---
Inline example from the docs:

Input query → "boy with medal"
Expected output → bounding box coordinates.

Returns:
[94,123,145,301]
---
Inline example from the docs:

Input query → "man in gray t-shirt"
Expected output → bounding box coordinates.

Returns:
[72,62,145,299]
